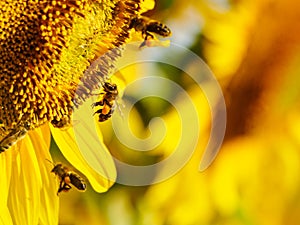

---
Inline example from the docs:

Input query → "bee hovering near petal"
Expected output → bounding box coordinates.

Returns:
[48,160,87,195]
[0,121,31,153]
[92,82,119,122]
[129,15,172,48]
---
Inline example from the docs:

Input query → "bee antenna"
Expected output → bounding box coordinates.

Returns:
[45,159,55,166]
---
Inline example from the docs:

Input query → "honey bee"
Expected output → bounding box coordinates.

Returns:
[0,121,30,153]
[48,160,87,195]
[92,82,118,122]
[129,15,172,48]
[51,114,72,130]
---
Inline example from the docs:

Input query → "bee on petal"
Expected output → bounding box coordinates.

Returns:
[129,15,172,48]
[0,121,31,153]
[51,114,79,130]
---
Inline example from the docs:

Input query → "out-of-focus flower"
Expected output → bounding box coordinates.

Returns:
[136,81,300,225]
[0,0,154,224]
[201,0,260,79]
[134,0,300,224]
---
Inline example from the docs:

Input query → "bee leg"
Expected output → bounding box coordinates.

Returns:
[57,185,71,195]
[139,40,150,48]
[57,180,65,195]
[98,112,112,122]
[93,108,103,116]
[90,91,105,97]
[62,183,72,192]
[139,32,154,48]
[91,100,104,108]
[57,180,72,195]
[141,29,154,40]
[92,98,111,112]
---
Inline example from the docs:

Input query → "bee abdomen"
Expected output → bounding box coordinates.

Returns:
[69,173,87,191]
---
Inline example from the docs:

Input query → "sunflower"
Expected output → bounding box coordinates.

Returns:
[0,0,154,224]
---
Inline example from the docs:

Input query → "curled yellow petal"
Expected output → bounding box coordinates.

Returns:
[50,100,116,192]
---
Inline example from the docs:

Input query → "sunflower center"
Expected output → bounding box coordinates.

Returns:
[0,0,142,131]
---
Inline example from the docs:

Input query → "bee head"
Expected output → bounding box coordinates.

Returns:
[50,163,63,174]
[104,82,117,92]
[23,121,31,130]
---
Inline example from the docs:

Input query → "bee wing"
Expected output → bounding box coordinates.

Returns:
[50,99,116,192]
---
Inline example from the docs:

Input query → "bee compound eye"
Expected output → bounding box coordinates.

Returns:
[24,121,31,130]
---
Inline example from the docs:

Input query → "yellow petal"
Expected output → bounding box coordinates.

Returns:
[51,100,116,192]
[29,125,59,225]
[7,125,54,225]
[0,148,13,225]
[0,207,13,225]
[140,0,155,13]
[0,145,13,207]
[7,146,40,225]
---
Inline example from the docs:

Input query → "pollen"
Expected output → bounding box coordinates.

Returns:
[0,0,144,131]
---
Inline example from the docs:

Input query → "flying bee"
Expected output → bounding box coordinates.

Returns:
[47,160,87,195]
[129,15,172,48]
[92,82,119,122]
[0,121,31,153]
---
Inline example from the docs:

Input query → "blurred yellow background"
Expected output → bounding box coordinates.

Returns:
[51,0,300,224]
